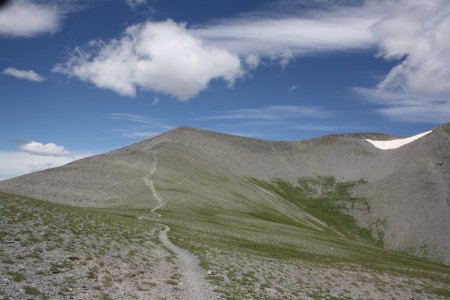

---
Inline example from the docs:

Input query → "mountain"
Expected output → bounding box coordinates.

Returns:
[1,124,450,299]
[2,124,449,262]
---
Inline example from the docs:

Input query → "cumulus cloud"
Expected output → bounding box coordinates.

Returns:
[349,0,450,123]
[0,0,62,38]
[17,141,72,157]
[0,151,92,180]
[54,20,243,101]
[3,67,44,82]
[373,0,450,96]
[50,0,450,121]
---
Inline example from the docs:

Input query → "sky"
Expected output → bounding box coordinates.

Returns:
[1,0,449,179]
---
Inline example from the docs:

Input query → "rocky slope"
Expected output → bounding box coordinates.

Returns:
[0,123,449,264]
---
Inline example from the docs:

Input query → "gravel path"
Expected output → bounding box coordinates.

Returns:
[144,152,219,299]
[159,224,219,300]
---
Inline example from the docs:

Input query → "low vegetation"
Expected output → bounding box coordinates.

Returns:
[2,173,450,300]
[250,176,383,245]
[157,176,450,299]
[0,192,180,299]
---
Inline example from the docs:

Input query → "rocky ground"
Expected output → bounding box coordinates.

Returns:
[1,191,450,299]
[0,192,214,300]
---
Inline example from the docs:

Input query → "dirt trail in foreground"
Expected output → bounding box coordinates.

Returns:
[144,153,219,299]
[159,224,218,299]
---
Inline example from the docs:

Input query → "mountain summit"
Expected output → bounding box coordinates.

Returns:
[1,124,449,264]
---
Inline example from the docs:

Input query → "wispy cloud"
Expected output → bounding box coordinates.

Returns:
[125,0,147,8]
[292,123,371,133]
[288,85,297,92]
[112,129,162,139]
[108,113,156,125]
[192,2,379,66]
[0,0,64,38]
[3,67,44,82]
[193,0,450,121]
[108,113,173,139]
[196,105,328,121]
[353,87,450,123]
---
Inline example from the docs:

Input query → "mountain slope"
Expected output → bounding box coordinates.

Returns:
[0,124,449,264]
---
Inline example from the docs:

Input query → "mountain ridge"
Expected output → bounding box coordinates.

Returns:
[0,123,449,264]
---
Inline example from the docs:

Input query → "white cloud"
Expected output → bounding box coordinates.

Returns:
[349,0,450,123]
[288,85,297,92]
[192,8,378,60]
[192,0,450,122]
[109,113,173,139]
[18,141,72,157]
[152,96,159,106]
[108,113,155,124]
[112,129,161,139]
[244,54,260,69]
[372,0,450,97]
[354,87,450,123]
[3,67,44,82]
[0,0,62,38]
[0,151,92,180]
[125,0,147,9]
[50,0,450,121]
[196,105,327,121]
[54,20,243,101]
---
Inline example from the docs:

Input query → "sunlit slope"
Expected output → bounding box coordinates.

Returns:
[0,124,449,262]
[2,192,450,300]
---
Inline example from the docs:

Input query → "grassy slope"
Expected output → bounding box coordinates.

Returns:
[151,176,450,299]
[2,178,450,299]
[249,176,382,245]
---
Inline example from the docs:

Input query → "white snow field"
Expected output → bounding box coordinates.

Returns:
[366,131,432,150]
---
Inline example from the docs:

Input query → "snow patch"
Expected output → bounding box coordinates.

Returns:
[366,131,432,150]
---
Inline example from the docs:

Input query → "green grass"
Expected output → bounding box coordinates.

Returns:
[164,279,178,285]
[250,176,383,245]
[24,286,46,299]
[6,271,25,282]
[424,286,450,297]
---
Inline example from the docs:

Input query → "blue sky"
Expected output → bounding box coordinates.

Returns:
[1,0,449,179]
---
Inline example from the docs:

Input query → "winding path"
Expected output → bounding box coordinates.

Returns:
[143,153,165,218]
[143,153,218,299]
